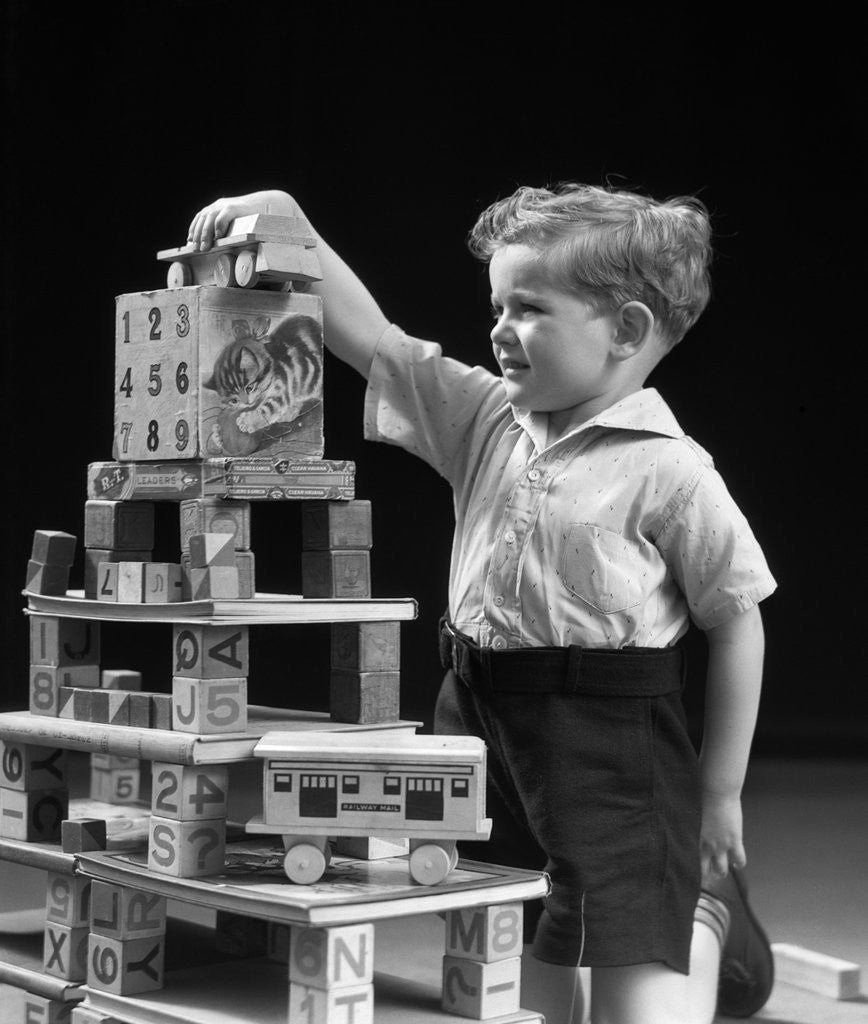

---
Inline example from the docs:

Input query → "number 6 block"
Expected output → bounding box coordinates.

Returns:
[114,285,323,462]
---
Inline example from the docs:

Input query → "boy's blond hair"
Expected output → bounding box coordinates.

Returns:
[468,183,712,347]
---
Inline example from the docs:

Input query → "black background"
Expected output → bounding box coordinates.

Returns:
[3,3,865,755]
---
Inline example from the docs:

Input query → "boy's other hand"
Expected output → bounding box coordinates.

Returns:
[700,790,747,885]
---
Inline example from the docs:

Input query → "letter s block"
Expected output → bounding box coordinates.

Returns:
[445,902,524,962]
[148,815,226,877]
[172,624,249,679]
[289,923,374,988]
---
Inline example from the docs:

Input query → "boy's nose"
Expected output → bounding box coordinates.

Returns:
[490,317,515,346]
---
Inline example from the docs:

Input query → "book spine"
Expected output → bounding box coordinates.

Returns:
[0,960,82,1001]
[0,837,75,873]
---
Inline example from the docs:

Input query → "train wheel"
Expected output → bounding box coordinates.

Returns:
[235,249,260,288]
[409,843,453,885]
[215,253,236,288]
[449,847,460,871]
[167,261,191,289]
[283,843,327,884]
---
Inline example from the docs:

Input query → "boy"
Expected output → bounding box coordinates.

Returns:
[188,184,776,1023]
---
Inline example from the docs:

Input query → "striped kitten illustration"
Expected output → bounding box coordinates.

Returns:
[203,313,322,456]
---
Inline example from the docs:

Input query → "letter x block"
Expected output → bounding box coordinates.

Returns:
[172,624,249,679]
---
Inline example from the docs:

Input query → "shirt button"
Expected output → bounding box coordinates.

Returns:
[528,469,541,481]
[493,595,505,606]
[504,530,517,544]
[491,635,507,650]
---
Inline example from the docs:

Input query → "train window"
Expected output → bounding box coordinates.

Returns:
[274,773,293,793]
[342,775,360,794]
[383,776,401,795]
[451,778,469,798]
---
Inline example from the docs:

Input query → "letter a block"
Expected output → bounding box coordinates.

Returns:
[172,624,249,679]
[445,902,524,962]
[148,815,226,876]
[172,677,247,733]
[90,882,167,939]
[289,983,374,1024]
[441,955,522,1018]
[289,923,375,988]
[151,763,229,820]
[87,933,165,994]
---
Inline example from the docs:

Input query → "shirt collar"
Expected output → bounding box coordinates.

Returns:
[512,387,685,453]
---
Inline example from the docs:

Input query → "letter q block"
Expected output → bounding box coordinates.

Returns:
[172,624,249,679]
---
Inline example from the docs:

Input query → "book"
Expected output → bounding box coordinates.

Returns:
[24,591,418,625]
[0,709,421,766]
[76,840,550,927]
[0,925,84,1002]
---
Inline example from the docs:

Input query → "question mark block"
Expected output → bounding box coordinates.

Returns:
[43,922,89,981]
[45,873,92,927]
[172,624,249,679]
[143,562,183,603]
[441,954,522,1019]
[151,763,229,821]
[172,677,247,734]
[22,993,76,1024]
[90,881,167,939]
[445,902,524,963]
[87,933,165,994]
[289,983,374,1024]
[290,923,375,989]
[148,814,226,876]
[0,786,68,841]
[30,616,101,667]
[0,741,68,791]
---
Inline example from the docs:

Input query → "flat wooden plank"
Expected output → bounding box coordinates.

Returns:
[772,942,862,1000]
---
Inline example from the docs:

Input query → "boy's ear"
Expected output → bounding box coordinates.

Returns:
[611,301,655,360]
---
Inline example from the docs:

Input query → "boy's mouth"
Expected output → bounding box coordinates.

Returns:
[501,358,529,373]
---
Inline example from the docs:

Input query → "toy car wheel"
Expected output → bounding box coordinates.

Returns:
[283,843,327,884]
[235,249,260,288]
[409,843,453,885]
[167,261,191,289]
[449,847,460,871]
[215,253,236,287]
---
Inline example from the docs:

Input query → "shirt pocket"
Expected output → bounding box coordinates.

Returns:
[561,523,644,613]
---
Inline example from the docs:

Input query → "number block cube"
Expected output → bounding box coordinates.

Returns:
[90,765,141,803]
[289,923,375,988]
[172,624,249,678]
[90,882,167,939]
[148,815,226,876]
[441,955,522,1018]
[43,922,89,981]
[114,286,323,463]
[302,500,373,550]
[445,903,524,962]
[0,787,68,841]
[172,677,247,733]
[151,763,229,820]
[30,616,101,667]
[87,933,165,994]
[302,551,371,598]
[289,983,374,1024]
[0,741,67,790]
[84,500,155,550]
[46,873,92,927]
[180,498,251,551]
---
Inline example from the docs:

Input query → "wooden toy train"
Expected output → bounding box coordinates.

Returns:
[246,731,492,885]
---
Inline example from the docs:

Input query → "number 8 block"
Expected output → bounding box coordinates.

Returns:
[114,285,324,462]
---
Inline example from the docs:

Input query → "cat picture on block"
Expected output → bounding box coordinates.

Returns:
[202,312,323,458]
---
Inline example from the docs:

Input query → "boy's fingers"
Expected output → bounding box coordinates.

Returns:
[188,211,204,244]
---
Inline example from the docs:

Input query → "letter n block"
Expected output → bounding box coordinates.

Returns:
[148,815,226,876]
[90,882,167,939]
[0,741,67,790]
[87,933,165,994]
[143,562,183,603]
[289,923,375,988]
[151,763,229,820]
[43,922,89,981]
[445,902,524,962]
[441,955,522,1018]
[172,677,247,734]
[172,624,249,678]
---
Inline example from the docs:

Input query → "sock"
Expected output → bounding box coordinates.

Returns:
[695,891,731,949]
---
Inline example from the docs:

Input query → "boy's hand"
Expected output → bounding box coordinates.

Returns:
[700,790,746,886]
[187,190,301,251]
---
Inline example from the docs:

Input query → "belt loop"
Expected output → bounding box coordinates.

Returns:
[679,644,688,692]
[479,646,494,695]
[564,645,583,695]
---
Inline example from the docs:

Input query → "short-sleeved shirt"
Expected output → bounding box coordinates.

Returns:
[364,325,777,650]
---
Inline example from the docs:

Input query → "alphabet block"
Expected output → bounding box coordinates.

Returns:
[84,500,155,550]
[101,669,142,690]
[329,670,400,724]
[302,551,371,598]
[96,562,119,601]
[90,766,140,804]
[61,817,107,853]
[151,763,229,821]
[114,286,323,463]
[84,548,150,599]
[25,560,69,596]
[31,666,100,716]
[46,873,92,927]
[87,933,165,994]
[43,922,89,981]
[180,497,251,551]
[172,677,247,734]
[30,617,101,667]
[172,624,249,679]
[117,561,147,603]
[236,549,256,598]
[147,815,226,876]
[330,621,400,671]
[189,532,236,567]
[0,741,67,790]
[90,882,167,939]
[289,923,375,988]
[143,562,183,603]
[31,530,77,566]
[288,983,373,1024]
[189,565,240,600]
[444,903,524,962]
[0,787,68,840]
[441,955,522,1018]
[302,500,372,550]
[22,993,76,1024]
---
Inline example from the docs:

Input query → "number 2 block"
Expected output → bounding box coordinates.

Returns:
[114,286,323,462]
[151,763,229,820]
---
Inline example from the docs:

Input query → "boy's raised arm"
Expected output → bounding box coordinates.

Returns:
[187,189,389,380]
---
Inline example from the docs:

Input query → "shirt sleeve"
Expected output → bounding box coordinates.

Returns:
[655,458,778,630]
[363,324,508,484]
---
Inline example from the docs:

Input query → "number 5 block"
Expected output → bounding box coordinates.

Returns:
[114,286,323,463]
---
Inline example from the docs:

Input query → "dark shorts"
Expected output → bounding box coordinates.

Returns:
[434,662,701,972]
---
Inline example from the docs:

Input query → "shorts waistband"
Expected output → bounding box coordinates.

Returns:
[439,617,686,697]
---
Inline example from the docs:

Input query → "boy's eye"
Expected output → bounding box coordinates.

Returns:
[490,305,502,321]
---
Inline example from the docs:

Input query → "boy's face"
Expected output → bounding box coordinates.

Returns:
[489,243,618,418]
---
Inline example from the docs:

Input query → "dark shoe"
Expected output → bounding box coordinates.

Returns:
[704,868,775,1017]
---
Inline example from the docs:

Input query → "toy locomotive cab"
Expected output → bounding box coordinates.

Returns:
[157,214,323,292]
[247,731,492,885]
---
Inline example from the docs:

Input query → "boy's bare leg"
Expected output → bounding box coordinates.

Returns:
[521,950,585,1024]
[589,919,720,1024]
